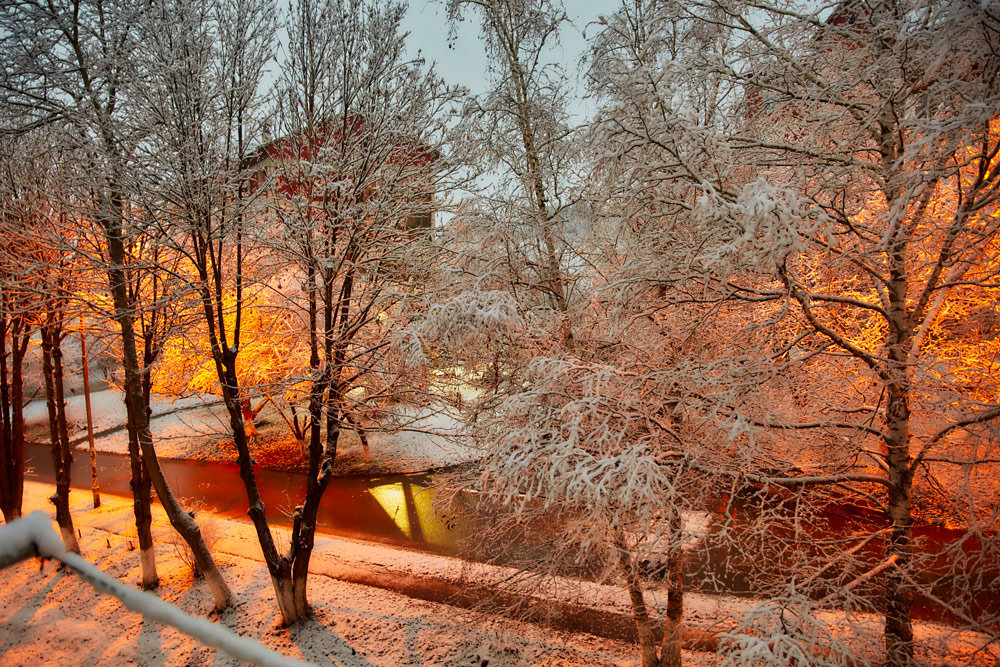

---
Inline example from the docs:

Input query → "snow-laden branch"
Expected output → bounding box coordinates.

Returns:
[914,405,1000,468]
[719,595,858,667]
[0,513,306,667]
[400,290,525,365]
[689,179,829,273]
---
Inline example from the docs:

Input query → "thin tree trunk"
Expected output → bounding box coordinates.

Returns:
[659,515,684,667]
[7,330,27,522]
[0,310,12,522]
[505,50,572,345]
[616,533,660,667]
[52,324,78,530]
[79,321,100,508]
[124,317,159,589]
[0,319,28,523]
[40,324,80,554]
[342,410,370,463]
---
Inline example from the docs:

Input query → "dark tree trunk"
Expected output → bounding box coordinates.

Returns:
[0,310,13,522]
[40,323,80,553]
[6,330,28,522]
[79,323,100,508]
[129,345,158,588]
[659,513,684,667]
[0,315,29,523]
[102,212,231,609]
[883,220,915,667]
[884,383,914,667]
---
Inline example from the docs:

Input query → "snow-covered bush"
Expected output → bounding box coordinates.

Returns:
[719,596,867,667]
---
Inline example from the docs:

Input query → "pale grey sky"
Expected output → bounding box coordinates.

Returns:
[400,0,622,96]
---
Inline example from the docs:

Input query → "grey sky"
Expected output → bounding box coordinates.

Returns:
[400,0,622,97]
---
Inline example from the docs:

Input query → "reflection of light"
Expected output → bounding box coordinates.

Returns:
[369,483,410,537]
[367,482,451,547]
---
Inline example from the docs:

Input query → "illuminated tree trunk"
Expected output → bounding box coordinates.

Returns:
[40,322,80,554]
[190,237,298,617]
[78,323,100,509]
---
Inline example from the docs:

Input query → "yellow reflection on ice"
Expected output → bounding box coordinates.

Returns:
[367,481,451,547]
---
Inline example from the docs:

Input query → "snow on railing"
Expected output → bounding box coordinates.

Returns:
[0,512,307,667]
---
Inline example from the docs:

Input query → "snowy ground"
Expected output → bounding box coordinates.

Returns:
[13,392,999,665]
[0,482,716,666]
[23,389,479,474]
[3,483,996,666]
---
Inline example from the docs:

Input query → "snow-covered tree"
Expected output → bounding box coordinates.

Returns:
[413,5,732,666]
[445,0,588,346]
[247,0,463,623]
[0,132,47,524]
[133,0,461,624]
[0,0,232,608]
[126,0,276,610]
[590,1,1000,664]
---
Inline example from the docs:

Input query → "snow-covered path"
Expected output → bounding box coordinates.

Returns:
[22,390,230,452]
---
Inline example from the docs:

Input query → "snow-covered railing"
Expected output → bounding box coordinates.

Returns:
[0,512,307,667]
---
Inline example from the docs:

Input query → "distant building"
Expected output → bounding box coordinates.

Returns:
[244,117,435,231]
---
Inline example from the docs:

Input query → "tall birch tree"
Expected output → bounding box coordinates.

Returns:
[446,0,584,345]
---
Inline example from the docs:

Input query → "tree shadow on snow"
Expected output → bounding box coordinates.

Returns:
[137,616,166,666]
[0,569,66,661]
[290,614,373,667]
